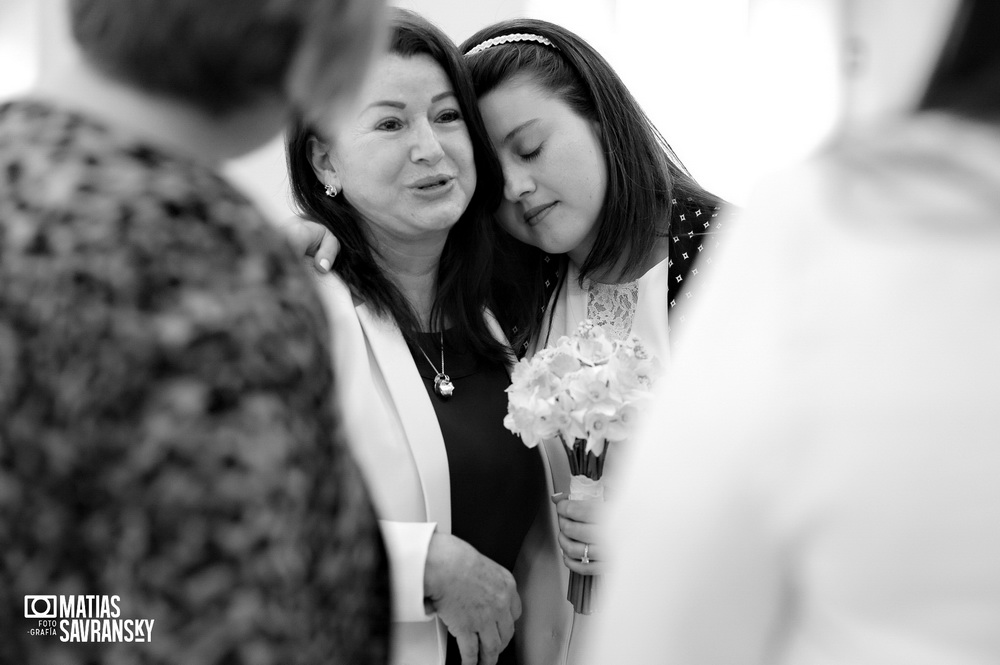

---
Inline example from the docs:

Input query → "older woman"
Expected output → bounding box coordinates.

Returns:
[0,1,388,664]
[285,9,566,665]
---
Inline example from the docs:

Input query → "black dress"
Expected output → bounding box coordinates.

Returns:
[408,329,546,665]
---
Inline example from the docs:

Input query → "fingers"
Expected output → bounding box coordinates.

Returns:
[497,617,515,654]
[558,515,601,545]
[557,530,602,562]
[426,534,522,660]
[557,530,605,575]
[496,594,519,653]
[279,216,314,253]
[456,632,479,665]
[555,496,603,521]
[477,625,502,665]
[278,216,338,272]
[563,552,606,576]
[312,229,340,273]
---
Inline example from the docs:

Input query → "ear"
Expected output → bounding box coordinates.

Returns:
[307,136,342,192]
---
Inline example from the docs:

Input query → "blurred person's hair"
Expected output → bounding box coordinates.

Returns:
[69,0,384,116]
[919,0,1000,120]
[286,8,509,363]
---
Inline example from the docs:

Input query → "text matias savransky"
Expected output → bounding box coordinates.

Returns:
[25,595,155,643]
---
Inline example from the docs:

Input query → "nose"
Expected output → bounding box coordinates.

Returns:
[410,119,445,165]
[502,161,535,202]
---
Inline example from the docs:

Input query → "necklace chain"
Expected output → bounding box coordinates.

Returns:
[416,331,454,399]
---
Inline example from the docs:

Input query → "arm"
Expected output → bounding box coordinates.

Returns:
[276,215,340,272]
[380,520,437,621]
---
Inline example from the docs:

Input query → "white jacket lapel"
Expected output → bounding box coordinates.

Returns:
[357,304,452,535]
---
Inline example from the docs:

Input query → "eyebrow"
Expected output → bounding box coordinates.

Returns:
[365,91,457,111]
[501,119,539,146]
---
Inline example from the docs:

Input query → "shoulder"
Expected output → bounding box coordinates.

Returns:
[666,195,737,310]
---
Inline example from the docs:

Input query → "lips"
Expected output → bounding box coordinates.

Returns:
[523,202,557,225]
[411,175,454,190]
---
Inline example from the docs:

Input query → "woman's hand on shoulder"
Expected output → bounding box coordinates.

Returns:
[277,215,340,272]
[424,532,521,665]
[553,493,607,576]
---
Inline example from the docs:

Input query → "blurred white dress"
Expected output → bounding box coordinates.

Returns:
[585,112,1000,665]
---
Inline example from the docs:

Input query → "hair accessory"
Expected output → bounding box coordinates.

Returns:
[324,183,338,198]
[464,33,558,56]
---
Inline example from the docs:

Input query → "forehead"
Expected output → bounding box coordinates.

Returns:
[480,74,552,111]
[478,74,571,132]
[358,53,454,102]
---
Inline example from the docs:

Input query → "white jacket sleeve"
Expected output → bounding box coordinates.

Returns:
[380,520,437,622]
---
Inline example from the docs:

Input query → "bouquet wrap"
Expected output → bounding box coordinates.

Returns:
[569,475,605,502]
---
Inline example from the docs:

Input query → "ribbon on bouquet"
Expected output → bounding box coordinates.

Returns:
[569,475,605,502]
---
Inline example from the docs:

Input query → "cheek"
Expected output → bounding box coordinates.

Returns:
[335,151,379,191]
[588,145,609,204]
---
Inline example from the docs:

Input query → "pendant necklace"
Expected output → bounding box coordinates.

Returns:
[416,331,454,400]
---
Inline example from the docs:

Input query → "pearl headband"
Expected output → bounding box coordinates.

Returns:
[464,33,558,56]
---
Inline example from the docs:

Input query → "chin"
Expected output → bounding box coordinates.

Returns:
[531,235,576,255]
[427,210,466,232]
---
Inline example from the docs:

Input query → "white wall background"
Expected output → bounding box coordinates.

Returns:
[228,0,753,218]
[0,0,40,100]
[4,0,954,222]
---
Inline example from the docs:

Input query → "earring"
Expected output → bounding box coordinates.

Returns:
[324,183,338,198]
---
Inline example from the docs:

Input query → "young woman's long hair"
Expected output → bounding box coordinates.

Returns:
[462,18,725,351]
[286,8,509,363]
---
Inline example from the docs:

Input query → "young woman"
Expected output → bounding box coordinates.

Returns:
[463,18,730,361]
[461,18,732,635]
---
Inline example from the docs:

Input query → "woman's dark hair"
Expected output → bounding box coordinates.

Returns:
[286,8,508,362]
[69,0,383,117]
[918,0,1000,120]
[461,19,724,351]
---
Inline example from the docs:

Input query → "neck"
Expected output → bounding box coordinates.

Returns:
[569,235,670,284]
[372,229,449,331]
[32,60,286,164]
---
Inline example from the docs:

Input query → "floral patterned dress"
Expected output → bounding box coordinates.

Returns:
[0,99,389,665]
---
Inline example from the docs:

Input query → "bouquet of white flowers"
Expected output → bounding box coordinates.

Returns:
[504,320,661,613]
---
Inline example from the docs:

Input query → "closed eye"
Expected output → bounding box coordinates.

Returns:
[520,145,543,162]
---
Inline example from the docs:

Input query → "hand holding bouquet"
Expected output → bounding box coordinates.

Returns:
[504,321,660,613]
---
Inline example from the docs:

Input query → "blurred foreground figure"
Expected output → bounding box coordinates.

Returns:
[0,1,390,663]
[587,1,1000,663]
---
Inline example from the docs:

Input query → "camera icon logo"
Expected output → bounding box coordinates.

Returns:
[24,595,58,619]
